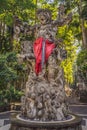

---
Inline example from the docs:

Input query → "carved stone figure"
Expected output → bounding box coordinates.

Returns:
[14,5,72,121]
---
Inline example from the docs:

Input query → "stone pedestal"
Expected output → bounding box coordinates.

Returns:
[10,113,82,130]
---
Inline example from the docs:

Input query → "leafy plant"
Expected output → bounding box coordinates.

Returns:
[0,53,18,89]
[0,86,24,103]
[77,49,87,82]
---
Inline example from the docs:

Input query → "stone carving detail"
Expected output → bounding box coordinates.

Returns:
[14,5,72,121]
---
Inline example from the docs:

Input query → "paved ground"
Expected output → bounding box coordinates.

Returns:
[69,104,87,130]
[0,104,87,130]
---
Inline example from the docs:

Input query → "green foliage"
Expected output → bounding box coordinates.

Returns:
[77,49,87,66]
[77,49,87,80]
[81,0,87,20]
[0,0,36,26]
[0,102,8,107]
[59,26,77,83]
[0,54,27,107]
[0,34,11,53]
[0,86,24,103]
[0,52,28,90]
[0,53,18,89]
[4,85,24,102]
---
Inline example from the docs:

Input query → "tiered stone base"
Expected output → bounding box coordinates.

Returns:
[10,113,82,130]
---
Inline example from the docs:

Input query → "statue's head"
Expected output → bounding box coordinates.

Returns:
[37,9,52,25]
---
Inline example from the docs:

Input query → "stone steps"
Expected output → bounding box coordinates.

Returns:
[0,124,10,130]
[0,124,87,130]
[82,126,87,130]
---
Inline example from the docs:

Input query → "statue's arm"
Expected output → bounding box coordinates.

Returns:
[52,4,72,27]
[14,16,40,37]
[13,16,36,62]
[52,12,72,27]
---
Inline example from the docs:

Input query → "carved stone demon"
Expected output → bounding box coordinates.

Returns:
[14,5,72,121]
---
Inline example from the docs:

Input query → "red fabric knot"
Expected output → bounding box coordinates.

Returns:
[33,37,55,75]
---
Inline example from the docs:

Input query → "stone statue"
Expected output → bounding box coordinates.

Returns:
[14,5,72,121]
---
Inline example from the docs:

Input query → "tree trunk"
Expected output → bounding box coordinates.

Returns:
[79,0,87,48]
[35,0,37,24]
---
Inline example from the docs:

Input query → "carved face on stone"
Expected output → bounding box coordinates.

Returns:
[37,9,51,25]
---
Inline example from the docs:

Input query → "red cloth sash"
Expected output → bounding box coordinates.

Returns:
[33,37,55,75]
